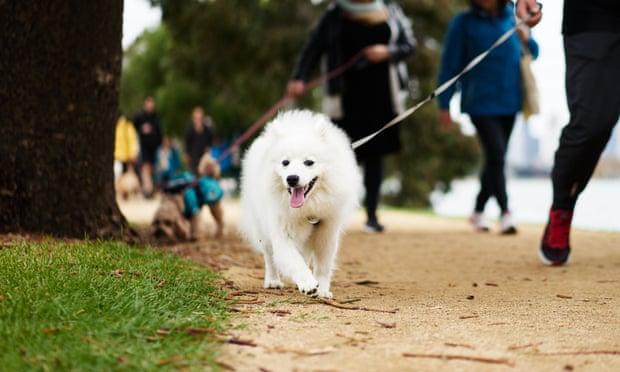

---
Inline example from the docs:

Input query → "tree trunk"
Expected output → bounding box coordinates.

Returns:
[0,0,129,238]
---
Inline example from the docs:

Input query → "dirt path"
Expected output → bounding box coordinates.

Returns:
[121,200,620,371]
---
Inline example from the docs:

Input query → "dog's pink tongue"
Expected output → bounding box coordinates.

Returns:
[290,187,305,208]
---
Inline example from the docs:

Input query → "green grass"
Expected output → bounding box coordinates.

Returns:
[0,240,229,371]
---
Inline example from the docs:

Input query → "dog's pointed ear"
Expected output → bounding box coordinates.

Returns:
[266,115,287,140]
[314,117,330,141]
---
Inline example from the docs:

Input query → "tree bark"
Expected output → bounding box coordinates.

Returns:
[0,0,129,238]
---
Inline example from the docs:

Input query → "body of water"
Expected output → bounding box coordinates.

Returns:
[431,177,619,232]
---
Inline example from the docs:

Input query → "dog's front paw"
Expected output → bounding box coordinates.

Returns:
[264,279,284,289]
[317,288,333,299]
[296,277,319,297]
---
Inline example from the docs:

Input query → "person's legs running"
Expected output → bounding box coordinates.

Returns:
[495,115,516,214]
[471,117,494,231]
[363,156,384,232]
[471,117,498,214]
[474,167,492,213]
[471,116,514,232]
[540,33,620,265]
[494,115,518,234]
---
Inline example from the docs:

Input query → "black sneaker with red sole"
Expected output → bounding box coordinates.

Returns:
[539,209,573,266]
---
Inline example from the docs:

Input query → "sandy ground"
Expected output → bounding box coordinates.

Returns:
[121,198,620,372]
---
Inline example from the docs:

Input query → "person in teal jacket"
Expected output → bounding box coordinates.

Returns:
[437,0,539,235]
[155,136,182,186]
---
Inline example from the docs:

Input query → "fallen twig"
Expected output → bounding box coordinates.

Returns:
[485,282,499,287]
[556,294,573,299]
[445,342,475,350]
[185,327,215,335]
[269,309,292,316]
[459,315,479,320]
[402,353,514,367]
[376,320,396,328]
[225,337,258,347]
[354,280,380,286]
[319,299,398,313]
[229,290,260,296]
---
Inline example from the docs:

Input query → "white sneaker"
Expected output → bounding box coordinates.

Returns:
[470,212,490,232]
[500,212,518,235]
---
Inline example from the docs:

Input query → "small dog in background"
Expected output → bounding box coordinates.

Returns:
[115,167,141,200]
[151,153,225,241]
[152,193,192,241]
[197,153,225,238]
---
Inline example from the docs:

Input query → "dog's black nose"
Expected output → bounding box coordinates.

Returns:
[286,175,299,187]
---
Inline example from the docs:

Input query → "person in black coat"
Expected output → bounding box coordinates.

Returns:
[184,106,214,175]
[133,96,163,197]
[287,0,416,233]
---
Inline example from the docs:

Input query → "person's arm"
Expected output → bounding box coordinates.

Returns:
[437,14,466,111]
[291,10,331,82]
[388,4,416,62]
[516,0,542,27]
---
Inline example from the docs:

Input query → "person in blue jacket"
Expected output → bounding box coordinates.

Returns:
[437,0,538,235]
[155,135,182,186]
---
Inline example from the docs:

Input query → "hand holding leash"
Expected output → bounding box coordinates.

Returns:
[286,80,306,98]
[516,0,542,27]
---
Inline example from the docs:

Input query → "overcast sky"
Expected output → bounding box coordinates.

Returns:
[122,0,161,49]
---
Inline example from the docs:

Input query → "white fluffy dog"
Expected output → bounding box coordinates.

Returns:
[239,110,362,298]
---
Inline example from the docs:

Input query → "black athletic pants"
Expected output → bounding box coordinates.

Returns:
[552,33,620,210]
[471,115,516,214]
[361,157,383,223]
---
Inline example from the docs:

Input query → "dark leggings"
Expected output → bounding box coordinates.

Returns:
[552,34,620,210]
[471,115,516,214]
[361,157,383,223]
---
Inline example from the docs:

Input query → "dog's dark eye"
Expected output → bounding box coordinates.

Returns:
[282,160,290,167]
[304,160,315,167]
